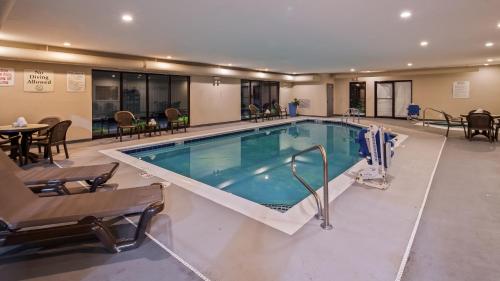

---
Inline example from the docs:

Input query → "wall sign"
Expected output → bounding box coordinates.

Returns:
[67,72,85,92]
[0,68,15,86]
[453,81,470,99]
[24,69,54,92]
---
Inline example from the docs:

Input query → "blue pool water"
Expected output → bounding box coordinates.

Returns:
[125,121,362,212]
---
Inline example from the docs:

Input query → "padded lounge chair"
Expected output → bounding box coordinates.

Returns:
[0,168,164,253]
[0,151,119,195]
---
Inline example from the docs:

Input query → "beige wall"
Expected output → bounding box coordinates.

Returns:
[190,76,241,126]
[334,66,500,118]
[0,60,92,140]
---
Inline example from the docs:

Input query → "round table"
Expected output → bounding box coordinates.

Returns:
[0,124,49,165]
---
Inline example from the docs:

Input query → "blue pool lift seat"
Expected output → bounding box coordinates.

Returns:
[407,104,421,120]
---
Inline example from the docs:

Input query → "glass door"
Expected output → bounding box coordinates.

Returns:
[376,82,393,117]
[122,73,147,119]
[349,82,366,116]
[375,81,412,118]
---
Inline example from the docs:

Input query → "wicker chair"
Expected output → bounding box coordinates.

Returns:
[0,135,22,165]
[442,112,467,138]
[31,116,61,153]
[248,104,264,122]
[466,112,494,142]
[274,103,288,119]
[114,111,140,142]
[164,108,187,134]
[32,120,72,164]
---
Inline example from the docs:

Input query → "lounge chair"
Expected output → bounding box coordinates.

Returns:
[0,168,164,253]
[114,111,141,142]
[466,112,494,142]
[31,120,72,164]
[274,103,288,119]
[165,108,187,134]
[0,151,119,195]
[442,111,467,138]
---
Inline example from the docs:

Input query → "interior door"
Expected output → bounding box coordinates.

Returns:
[394,81,412,118]
[326,83,334,117]
[376,82,393,117]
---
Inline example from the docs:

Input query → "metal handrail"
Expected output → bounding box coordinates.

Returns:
[342,108,361,124]
[291,145,333,230]
[422,108,443,126]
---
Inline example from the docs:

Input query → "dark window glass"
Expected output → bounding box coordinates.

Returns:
[171,76,189,115]
[149,74,170,127]
[122,73,147,119]
[349,82,366,116]
[241,80,251,119]
[241,80,279,120]
[92,71,120,137]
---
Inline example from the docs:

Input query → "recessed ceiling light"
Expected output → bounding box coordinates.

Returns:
[112,74,116,78]
[485,42,494,47]
[63,42,71,47]
[420,41,429,47]
[228,63,232,66]
[350,68,356,72]
[400,10,412,19]
[487,58,493,62]
[292,72,297,75]
[484,63,490,66]
[166,56,172,59]
[407,63,413,67]
[264,68,269,71]
[121,14,133,22]
[497,22,500,28]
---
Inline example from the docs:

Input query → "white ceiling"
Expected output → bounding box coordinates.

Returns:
[1,0,500,73]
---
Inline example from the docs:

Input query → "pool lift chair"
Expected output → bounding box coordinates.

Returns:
[356,125,395,190]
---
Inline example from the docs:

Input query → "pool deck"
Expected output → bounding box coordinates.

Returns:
[1,117,498,281]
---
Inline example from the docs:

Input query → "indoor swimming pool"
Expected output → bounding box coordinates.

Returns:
[123,121,362,212]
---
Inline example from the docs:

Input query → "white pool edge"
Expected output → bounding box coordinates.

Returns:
[100,117,408,235]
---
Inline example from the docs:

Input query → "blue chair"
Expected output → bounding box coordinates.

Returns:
[407,104,421,120]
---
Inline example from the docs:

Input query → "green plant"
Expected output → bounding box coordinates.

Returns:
[292,98,301,106]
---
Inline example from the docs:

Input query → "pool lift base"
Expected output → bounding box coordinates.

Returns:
[356,125,393,190]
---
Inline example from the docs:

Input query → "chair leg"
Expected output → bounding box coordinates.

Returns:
[48,146,53,164]
[446,126,450,137]
[119,128,123,142]
[63,141,69,159]
[38,145,41,153]
[56,145,60,154]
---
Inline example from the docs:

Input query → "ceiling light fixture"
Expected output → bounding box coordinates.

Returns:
[63,42,71,47]
[420,41,429,47]
[400,10,412,19]
[228,63,232,66]
[487,58,493,62]
[264,68,269,71]
[497,22,500,28]
[407,63,413,67]
[121,14,133,22]
[484,63,490,66]
[292,72,297,75]
[485,42,494,47]
[166,56,172,59]
[350,68,356,72]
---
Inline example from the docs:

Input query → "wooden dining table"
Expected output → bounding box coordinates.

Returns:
[0,124,49,165]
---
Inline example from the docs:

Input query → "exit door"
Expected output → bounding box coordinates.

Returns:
[326,84,334,117]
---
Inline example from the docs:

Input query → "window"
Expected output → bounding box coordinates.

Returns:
[91,70,190,138]
[375,80,412,118]
[241,80,280,120]
[349,82,366,116]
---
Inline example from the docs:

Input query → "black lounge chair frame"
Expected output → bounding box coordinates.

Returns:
[0,199,164,253]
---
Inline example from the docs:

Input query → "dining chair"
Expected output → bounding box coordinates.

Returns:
[164,108,187,134]
[466,112,494,142]
[31,116,61,153]
[32,120,72,164]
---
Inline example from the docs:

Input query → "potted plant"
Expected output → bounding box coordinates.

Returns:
[288,98,301,117]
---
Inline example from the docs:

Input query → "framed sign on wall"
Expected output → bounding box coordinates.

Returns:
[452,81,470,99]
[67,72,86,92]
[24,69,54,92]
[0,68,15,86]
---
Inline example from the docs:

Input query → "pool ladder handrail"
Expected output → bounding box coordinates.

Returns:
[342,108,361,124]
[422,108,444,127]
[291,144,333,230]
